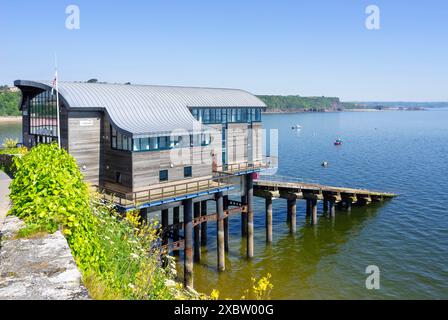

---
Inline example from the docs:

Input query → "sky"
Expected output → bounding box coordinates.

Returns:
[1,0,447,101]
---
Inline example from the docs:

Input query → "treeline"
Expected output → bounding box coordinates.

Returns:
[257,95,354,111]
[0,88,21,116]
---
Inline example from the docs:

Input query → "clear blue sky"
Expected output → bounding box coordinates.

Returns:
[1,0,447,101]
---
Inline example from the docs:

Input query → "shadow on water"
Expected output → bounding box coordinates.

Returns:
[176,200,385,299]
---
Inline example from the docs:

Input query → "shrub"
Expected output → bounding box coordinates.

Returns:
[2,138,19,149]
[9,143,174,299]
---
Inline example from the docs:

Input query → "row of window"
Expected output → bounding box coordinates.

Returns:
[190,108,262,124]
[115,167,192,185]
[111,127,212,152]
[160,166,192,182]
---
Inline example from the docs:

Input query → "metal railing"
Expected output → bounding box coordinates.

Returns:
[214,157,277,175]
[96,175,234,208]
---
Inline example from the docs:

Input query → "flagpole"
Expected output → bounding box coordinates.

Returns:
[55,55,61,148]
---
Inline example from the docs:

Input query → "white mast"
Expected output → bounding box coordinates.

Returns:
[54,54,61,148]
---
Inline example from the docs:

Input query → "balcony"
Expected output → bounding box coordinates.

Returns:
[96,176,235,211]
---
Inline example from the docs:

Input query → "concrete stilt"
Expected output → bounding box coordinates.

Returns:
[200,201,207,247]
[241,195,247,236]
[223,196,229,252]
[183,199,193,288]
[216,192,225,271]
[246,174,254,258]
[173,206,180,256]
[266,197,273,243]
[161,209,169,246]
[311,200,318,225]
[287,198,297,233]
[193,202,201,262]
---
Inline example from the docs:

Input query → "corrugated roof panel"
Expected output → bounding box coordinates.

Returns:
[15,80,265,137]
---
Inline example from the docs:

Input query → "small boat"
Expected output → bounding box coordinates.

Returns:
[292,124,302,130]
[321,161,329,167]
[334,138,343,146]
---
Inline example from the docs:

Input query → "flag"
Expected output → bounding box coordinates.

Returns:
[51,71,58,95]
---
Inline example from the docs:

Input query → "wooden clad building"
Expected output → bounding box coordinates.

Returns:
[14,80,266,206]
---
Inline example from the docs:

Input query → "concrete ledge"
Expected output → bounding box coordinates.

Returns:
[0,216,90,300]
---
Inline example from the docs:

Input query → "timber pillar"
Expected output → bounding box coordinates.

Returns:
[306,199,312,217]
[241,195,248,236]
[216,192,225,271]
[161,209,169,246]
[183,198,193,288]
[139,207,148,225]
[223,196,229,252]
[329,200,336,218]
[323,200,329,212]
[193,202,201,262]
[173,206,180,256]
[287,198,297,233]
[200,201,207,247]
[265,197,273,243]
[246,174,254,258]
[311,200,318,225]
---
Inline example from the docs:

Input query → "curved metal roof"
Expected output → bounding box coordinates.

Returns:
[14,80,266,138]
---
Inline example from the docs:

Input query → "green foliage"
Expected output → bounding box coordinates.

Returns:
[2,138,19,149]
[0,91,21,116]
[9,143,174,299]
[257,95,355,111]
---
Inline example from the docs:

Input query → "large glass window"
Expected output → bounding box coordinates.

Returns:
[111,126,132,151]
[29,90,58,140]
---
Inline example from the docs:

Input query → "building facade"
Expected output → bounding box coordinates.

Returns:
[15,80,266,205]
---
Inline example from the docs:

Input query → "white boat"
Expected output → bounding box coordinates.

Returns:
[292,124,302,130]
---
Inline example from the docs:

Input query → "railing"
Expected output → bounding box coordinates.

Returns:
[214,157,278,175]
[96,175,234,208]
[255,174,320,185]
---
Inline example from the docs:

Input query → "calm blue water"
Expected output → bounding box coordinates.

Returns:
[2,111,447,299]
[193,110,448,299]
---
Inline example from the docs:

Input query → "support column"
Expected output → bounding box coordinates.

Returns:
[329,200,336,218]
[311,200,318,225]
[287,198,297,233]
[139,207,148,225]
[183,199,193,288]
[173,206,180,256]
[193,202,201,262]
[216,192,225,271]
[306,199,312,217]
[161,209,169,246]
[323,200,329,212]
[266,197,273,243]
[241,195,248,236]
[346,201,352,212]
[246,174,254,258]
[223,195,229,252]
[200,201,207,247]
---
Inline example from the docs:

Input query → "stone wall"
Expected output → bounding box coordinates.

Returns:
[0,216,90,300]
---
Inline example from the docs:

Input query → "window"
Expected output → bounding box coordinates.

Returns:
[192,109,198,120]
[184,166,192,178]
[111,126,132,151]
[116,172,122,184]
[28,90,59,143]
[203,109,210,123]
[159,136,169,149]
[216,108,222,123]
[209,109,216,123]
[111,127,117,149]
[149,137,158,150]
[159,170,168,182]
[221,108,227,123]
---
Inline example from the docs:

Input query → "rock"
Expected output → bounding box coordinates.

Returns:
[0,216,90,300]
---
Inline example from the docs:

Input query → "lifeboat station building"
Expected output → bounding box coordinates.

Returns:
[15,80,269,287]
